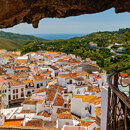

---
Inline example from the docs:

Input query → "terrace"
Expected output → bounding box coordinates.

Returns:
[107,67,130,130]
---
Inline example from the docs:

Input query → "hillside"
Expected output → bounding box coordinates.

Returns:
[20,28,130,74]
[0,31,46,46]
[0,38,19,50]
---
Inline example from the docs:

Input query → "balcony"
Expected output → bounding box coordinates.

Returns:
[107,66,130,130]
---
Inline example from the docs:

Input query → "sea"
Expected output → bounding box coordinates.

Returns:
[33,34,86,40]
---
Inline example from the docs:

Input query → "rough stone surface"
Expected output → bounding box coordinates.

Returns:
[0,0,130,28]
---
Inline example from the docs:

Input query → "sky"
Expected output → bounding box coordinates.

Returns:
[0,8,130,34]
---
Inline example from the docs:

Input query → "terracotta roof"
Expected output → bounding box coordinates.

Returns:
[4,120,23,126]
[13,66,30,71]
[37,99,44,104]
[57,112,72,119]
[46,89,57,101]
[22,97,37,105]
[49,85,64,92]
[56,108,70,114]
[73,95,101,105]
[35,88,47,94]
[87,86,101,92]
[23,80,34,86]
[77,71,89,76]
[21,110,31,113]
[50,66,58,70]
[120,73,129,78]
[59,73,77,79]
[7,79,24,86]
[33,75,50,81]
[95,76,101,79]
[76,121,94,127]
[53,95,64,106]
[95,107,101,116]
[25,119,43,127]
[37,111,51,117]
[74,77,84,81]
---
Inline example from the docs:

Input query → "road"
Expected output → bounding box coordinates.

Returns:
[107,44,122,56]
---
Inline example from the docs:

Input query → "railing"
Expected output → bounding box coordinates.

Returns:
[107,66,130,130]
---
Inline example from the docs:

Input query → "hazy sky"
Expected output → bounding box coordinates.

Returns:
[0,8,130,34]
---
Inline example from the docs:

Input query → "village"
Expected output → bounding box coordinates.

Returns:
[0,49,129,130]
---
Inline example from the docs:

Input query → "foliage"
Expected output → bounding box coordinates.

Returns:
[19,28,130,74]
[0,31,45,47]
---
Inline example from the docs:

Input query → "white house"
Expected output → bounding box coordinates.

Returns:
[117,47,126,53]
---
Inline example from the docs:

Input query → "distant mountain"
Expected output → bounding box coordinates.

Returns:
[0,31,46,47]
[33,34,85,40]
[0,38,19,50]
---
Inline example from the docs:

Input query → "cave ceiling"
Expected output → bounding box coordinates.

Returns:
[0,0,130,28]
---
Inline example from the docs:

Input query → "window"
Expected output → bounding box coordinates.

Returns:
[8,95,11,100]
[77,89,80,94]
[21,92,24,97]
[89,106,92,114]
[85,107,89,110]
[65,122,69,125]
[70,80,72,84]
[29,83,31,86]
[37,84,39,88]
[13,95,15,99]
[40,83,43,86]
[16,94,18,99]
[21,88,24,92]
[13,89,15,94]
[5,89,7,93]
[16,89,18,93]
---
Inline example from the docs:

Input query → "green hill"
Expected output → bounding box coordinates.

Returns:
[0,38,19,50]
[0,31,45,46]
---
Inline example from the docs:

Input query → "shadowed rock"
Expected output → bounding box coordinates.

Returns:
[0,0,130,28]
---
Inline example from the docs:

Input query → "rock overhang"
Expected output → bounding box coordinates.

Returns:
[0,0,130,28]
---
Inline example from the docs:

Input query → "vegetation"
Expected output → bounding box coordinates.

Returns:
[1,28,130,74]
[0,31,45,47]
[0,38,19,50]
[20,28,130,74]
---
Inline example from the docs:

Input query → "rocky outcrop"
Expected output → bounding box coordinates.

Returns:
[0,0,130,28]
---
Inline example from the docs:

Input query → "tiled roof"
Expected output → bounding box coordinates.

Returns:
[23,97,37,105]
[74,77,84,81]
[49,85,64,91]
[37,99,44,104]
[35,88,47,94]
[7,79,24,86]
[77,71,89,76]
[73,95,101,105]
[53,95,64,106]
[56,108,70,114]
[87,86,101,92]
[57,112,72,119]
[37,111,51,117]
[4,120,23,126]
[13,66,30,70]
[46,89,57,101]
[95,76,101,79]
[95,107,101,116]
[23,80,34,86]
[120,73,128,78]
[33,75,50,81]
[76,121,94,127]
[59,73,77,79]
[25,119,43,127]
[21,110,31,113]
